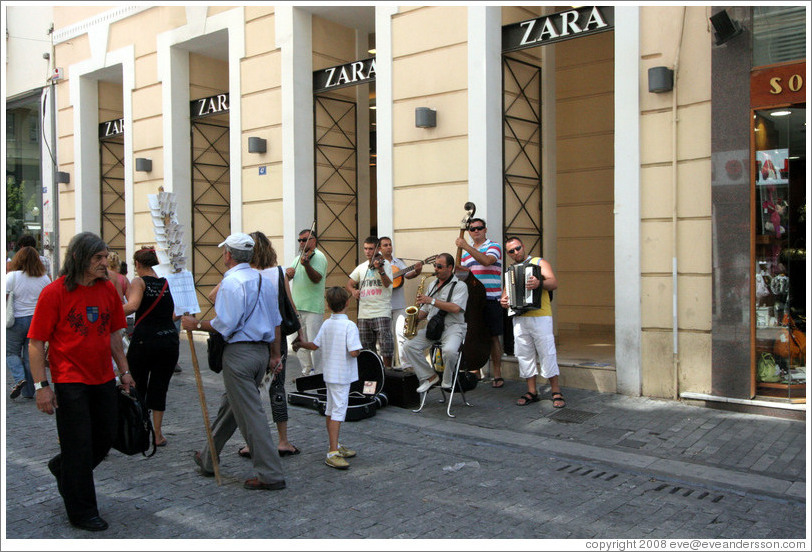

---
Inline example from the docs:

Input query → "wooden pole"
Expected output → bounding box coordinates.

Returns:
[185,317,222,485]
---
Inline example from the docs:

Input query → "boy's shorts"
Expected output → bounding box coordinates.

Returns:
[325,382,351,422]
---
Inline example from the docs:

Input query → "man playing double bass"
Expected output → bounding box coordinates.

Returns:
[455,218,505,387]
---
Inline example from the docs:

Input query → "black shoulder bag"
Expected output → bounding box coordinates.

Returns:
[113,387,156,457]
[278,266,301,336]
[425,281,457,341]
[207,274,262,373]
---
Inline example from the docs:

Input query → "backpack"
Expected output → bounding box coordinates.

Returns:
[113,387,157,457]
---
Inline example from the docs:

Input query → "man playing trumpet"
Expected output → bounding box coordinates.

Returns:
[401,253,469,393]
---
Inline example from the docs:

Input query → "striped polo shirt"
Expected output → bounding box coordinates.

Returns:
[461,239,502,299]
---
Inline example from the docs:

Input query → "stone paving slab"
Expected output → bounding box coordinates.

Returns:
[4,334,808,542]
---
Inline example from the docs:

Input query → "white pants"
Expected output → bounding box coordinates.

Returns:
[391,307,407,366]
[325,382,351,422]
[402,323,466,387]
[513,316,559,380]
[288,311,324,373]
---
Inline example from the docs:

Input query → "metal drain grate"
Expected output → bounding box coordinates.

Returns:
[651,483,723,502]
[556,464,619,481]
[548,408,597,424]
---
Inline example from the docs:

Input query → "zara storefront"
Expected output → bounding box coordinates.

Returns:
[46,5,806,412]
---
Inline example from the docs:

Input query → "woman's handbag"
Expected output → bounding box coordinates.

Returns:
[112,387,156,457]
[6,272,16,328]
[278,267,301,336]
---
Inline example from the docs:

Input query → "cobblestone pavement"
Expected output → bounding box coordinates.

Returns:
[4,335,808,543]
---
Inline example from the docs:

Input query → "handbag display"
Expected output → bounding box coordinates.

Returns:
[6,272,16,328]
[756,352,781,383]
[277,267,301,336]
[425,281,457,341]
[112,387,156,457]
[207,274,263,373]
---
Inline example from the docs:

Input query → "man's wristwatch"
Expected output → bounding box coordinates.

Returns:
[34,381,50,391]
[431,298,436,306]
[196,321,202,330]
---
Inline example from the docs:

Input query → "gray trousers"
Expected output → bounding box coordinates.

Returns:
[199,342,285,485]
[402,323,466,387]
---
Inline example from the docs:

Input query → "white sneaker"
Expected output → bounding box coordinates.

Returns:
[416,376,440,393]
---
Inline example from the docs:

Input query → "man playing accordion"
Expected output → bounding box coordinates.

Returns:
[500,236,565,408]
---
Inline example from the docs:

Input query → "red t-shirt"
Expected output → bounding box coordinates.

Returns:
[28,276,127,385]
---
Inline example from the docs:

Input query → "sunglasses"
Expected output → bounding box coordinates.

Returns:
[297,238,310,242]
[469,226,485,232]
[434,264,447,269]
[507,246,522,254]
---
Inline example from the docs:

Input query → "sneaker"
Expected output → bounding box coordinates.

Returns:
[416,376,440,393]
[325,451,350,469]
[301,368,314,377]
[337,444,356,458]
[10,380,26,399]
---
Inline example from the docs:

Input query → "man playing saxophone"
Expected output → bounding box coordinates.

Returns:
[402,253,469,393]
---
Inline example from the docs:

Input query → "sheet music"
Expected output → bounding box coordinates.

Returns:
[165,271,201,316]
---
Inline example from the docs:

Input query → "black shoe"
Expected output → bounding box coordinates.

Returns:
[70,515,109,532]
[47,457,64,496]
[10,380,26,399]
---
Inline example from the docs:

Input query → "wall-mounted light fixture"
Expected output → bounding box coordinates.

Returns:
[248,136,267,154]
[648,66,674,93]
[709,9,743,46]
[135,158,152,172]
[415,107,436,128]
[56,171,70,184]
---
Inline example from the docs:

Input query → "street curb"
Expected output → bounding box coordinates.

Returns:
[376,407,807,503]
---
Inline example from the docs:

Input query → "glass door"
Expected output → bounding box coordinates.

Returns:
[753,106,806,401]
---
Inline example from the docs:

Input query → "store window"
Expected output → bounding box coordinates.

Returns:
[753,107,806,400]
[5,94,44,257]
[752,6,806,67]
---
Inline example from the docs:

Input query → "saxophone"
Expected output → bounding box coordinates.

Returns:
[404,275,429,339]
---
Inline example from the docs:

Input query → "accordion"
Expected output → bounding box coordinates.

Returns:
[504,262,542,315]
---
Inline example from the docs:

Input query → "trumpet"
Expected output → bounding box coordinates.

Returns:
[404,275,429,339]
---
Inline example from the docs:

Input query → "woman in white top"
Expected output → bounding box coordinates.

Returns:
[6,247,51,399]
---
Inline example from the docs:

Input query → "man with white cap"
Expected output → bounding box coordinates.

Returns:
[181,232,286,490]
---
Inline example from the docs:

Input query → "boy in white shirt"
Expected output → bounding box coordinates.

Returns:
[293,287,362,469]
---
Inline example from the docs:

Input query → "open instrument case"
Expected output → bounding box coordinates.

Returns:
[288,349,387,421]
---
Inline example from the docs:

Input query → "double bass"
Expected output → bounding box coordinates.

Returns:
[454,202,491,372]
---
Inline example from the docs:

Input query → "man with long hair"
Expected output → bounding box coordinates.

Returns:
[28,232,135,531]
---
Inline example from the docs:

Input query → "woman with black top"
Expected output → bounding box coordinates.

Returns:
[124,247,179,447]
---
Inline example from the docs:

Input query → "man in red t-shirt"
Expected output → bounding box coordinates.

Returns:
[28,232,134,532]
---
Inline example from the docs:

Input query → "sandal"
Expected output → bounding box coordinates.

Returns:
[516,392,540,406]
[238,446,252,459]
[278,445,301,457]
[491,377,505,389]
[551,392,566,409]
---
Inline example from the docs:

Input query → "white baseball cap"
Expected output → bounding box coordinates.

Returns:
[218,232,255,251]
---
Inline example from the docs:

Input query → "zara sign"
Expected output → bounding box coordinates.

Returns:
[314,58,376,94]
[99,118,124,139]
[502,6,614,53]
[190,93,230,119]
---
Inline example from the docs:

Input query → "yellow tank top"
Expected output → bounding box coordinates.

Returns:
[518,257,552,317]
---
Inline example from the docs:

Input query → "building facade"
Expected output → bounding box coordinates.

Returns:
[12,5,808,413]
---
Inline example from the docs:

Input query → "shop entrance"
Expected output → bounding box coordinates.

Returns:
[314,94,359,288]
[190,94,230,319]
[312,55,376,291]
[501,7,616,378]
[99,118,126,257]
